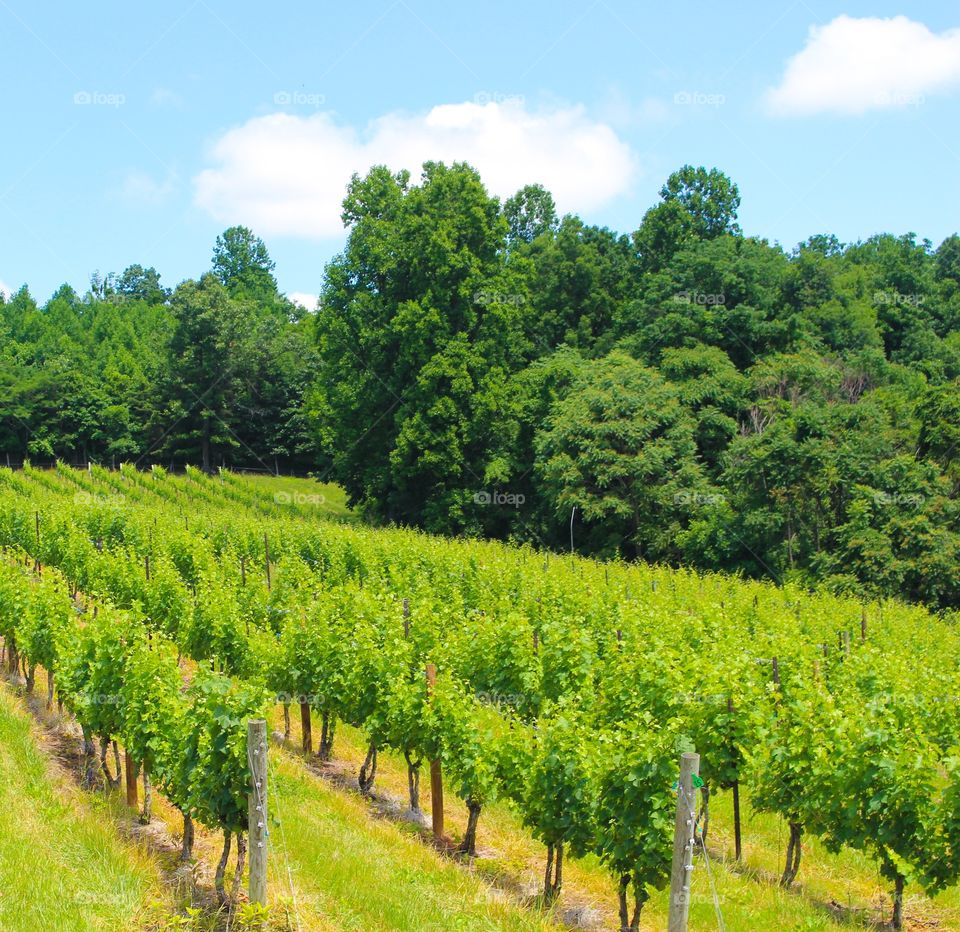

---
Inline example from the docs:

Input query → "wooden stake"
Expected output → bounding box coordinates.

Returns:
[264,534,271,590]
[668,751,700,931]
[300,701,312,755]
[425,663,444,840]
[860,608,867,643]
[247,719,268,906]
[125,751,138,808]
[403,598,410,639]
[727,697,742,861]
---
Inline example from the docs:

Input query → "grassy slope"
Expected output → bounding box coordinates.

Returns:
[0,673,551,932]
[0,688,170,931]
[266,747,551,931]
[275,680,960,932]
[132,701,552,931]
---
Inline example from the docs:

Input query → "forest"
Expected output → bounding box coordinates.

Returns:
[3,163,960,609]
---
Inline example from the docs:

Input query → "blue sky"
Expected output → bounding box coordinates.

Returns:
[1,1,958,305]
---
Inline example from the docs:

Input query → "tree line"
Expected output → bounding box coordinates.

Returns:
[3,162,960,608]
[0,227,318,474]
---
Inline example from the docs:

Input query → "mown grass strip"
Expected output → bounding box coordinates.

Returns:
[0,687,170,931]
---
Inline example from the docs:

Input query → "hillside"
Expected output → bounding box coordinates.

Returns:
[0,465,958,929]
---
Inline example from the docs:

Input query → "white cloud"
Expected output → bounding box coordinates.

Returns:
[119,169,178,206]
[194,100,638,238]
[287,291,318,310]
[0,280,12,300]
[765,15,960,116]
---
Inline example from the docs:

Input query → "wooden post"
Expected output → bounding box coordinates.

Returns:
[144,554,150,581]
[425,663,444,840]
[861,608,867,643]
[300,701,312,755]
[727,697,742,861]
[264,534,271,591]
[248,719,268,906]
[403,598,410,639]
[240,556,246,587]
[125,751,138,808]
[668,751,700,932]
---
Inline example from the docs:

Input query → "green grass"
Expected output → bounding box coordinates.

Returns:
[263,745,552,931]
[0,689,170,931]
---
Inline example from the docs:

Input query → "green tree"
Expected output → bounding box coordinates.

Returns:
[157,275,257,471]
[315,161,528,530]
[633,166,740,272]
[212,226,279,303]
[503,183,558,245]
[535,351,709,559]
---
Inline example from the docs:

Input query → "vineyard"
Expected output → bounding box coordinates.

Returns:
[1,463,960,931]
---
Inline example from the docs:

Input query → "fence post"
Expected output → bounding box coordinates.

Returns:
[248,719,268,906]
[425,663,444,841]
[668,751,700,932]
